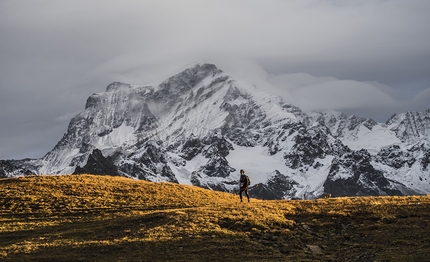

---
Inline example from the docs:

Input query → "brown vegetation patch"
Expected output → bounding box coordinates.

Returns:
[1,174,430,261]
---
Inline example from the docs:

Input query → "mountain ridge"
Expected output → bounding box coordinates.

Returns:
[1,63,429,199]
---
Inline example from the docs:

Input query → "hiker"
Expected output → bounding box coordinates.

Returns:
[239,169,250,202]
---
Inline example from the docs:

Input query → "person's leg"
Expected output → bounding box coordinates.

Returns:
[239,189,243,202]
[245,189,250,202]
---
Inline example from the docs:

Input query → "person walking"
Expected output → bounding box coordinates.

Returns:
[239,169,250,202]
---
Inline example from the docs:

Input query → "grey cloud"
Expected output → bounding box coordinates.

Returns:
[1,0,430,159]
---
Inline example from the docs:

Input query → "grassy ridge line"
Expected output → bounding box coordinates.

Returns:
[1,174,430,261]
[0,174,245,215]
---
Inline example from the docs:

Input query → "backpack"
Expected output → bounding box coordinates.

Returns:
[240,174,251,188]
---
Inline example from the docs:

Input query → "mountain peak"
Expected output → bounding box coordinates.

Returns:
[181,63,222,74]
[157,63,222,91]
[385,108,430,143]
[105,81,132,92]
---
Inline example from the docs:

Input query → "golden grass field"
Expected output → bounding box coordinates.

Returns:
[1,174,429,261]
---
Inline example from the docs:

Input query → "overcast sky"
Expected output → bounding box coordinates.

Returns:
[1,0,430,160]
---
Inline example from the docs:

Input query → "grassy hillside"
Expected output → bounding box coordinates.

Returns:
[1,175,429,261]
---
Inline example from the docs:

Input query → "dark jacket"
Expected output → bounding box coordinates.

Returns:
[240,174,250,189]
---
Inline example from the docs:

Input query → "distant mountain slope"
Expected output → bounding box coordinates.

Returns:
[1,63,430,199]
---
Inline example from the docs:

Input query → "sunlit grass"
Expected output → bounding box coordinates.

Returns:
[1,174,430,261]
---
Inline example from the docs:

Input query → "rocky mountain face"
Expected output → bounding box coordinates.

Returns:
[2,63,430,199]
[0,160,33,178]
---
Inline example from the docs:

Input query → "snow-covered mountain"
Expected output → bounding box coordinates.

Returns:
[2,63,429,199]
